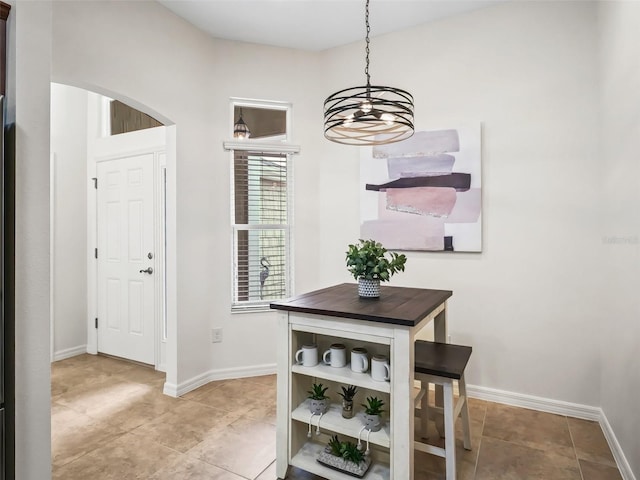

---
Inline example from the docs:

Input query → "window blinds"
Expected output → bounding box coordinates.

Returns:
[233,151,289,305]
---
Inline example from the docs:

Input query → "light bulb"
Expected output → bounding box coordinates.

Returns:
[380,113,395,125]
[360,101,372,114]
[343,113,355,127]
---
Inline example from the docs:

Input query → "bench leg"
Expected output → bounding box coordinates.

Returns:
[420,384,429,438]
[459,373,472,451]
[443,381,456,480]
[434,308,448,438]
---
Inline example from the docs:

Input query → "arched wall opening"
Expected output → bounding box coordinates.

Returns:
[49,80,178,391]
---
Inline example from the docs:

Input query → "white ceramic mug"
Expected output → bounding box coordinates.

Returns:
[371,355,391,382]
[350,347,369,373]
[323,343,347,368]
[295,344,318,367]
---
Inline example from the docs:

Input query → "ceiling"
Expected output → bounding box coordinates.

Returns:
[158,0,503,52]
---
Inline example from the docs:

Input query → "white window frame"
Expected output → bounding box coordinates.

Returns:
[224,98,300,312]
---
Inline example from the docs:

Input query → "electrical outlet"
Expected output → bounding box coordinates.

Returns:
[212,328,223,343]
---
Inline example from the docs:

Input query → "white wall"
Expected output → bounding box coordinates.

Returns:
[320,1,602,406]
[598,1,640,476]
[50,83,88,360]
[8,1,53,479]
[50,0,325,390]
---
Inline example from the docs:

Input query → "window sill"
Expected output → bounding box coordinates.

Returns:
[223,139,300,154]
[231,304,277,314]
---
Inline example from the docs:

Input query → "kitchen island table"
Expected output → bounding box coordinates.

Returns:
[271,283,452,479]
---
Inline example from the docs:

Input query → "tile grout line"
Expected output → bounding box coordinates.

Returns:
[472,436,483,480]
[253,459,276,480]
[182,445,265,480]
[471,400,489,479]
[52,429,128,476]
[148,438,261,480]
[180,394,277,427]
[566,415,585,480]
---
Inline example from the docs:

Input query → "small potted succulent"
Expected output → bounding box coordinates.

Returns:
[307,383,329,415]
[317,434,371,477]
[362,396,385,432]
[338,385,358,419]
[346,239,407,298]
[327,434,344,457]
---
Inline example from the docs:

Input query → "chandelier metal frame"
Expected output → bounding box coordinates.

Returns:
[323,0,415,146]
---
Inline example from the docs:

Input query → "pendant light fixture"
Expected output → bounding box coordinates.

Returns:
[234,108,251,139]
[323,0,414,146]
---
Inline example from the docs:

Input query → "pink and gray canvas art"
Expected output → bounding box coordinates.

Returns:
[360,126,482,252]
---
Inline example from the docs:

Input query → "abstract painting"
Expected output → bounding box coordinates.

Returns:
[360,125,482,252]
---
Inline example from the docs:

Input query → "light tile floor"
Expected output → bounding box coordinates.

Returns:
[52,354,622,479]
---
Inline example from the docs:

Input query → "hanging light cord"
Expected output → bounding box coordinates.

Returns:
[364,0,371,87]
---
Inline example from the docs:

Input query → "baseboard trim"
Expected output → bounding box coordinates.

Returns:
[599,410,636,480]
[163,382,179,397]
[467,384,635,479]
[467,384,601,420]
[163,363,277,398]
[52,345,87,362]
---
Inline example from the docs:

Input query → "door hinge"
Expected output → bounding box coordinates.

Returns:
[95,248,98,259]
[95,318,98,329]
[92,177,97,189]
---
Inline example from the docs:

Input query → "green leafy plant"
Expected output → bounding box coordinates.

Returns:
[328,435,342,457]
[362,396,385,416]
[340,441,366,464]
[338,385,358,402]
[346,239,407,281]
[307,383,329,401]
[325,436,366,465]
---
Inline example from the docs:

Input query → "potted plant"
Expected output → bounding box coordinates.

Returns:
[346,239,407,298]
[337,385,358,419]
[307,383,329,415]
[362,396,385,432]
[317,435,372,477]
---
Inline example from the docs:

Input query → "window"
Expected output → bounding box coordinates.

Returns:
[225,100,299,311]
[96,94,164,137]
[110,100,163,135]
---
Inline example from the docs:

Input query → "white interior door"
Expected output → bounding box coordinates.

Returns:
[97,153,155,364]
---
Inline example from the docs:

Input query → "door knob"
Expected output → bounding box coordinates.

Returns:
[139,267,153,274]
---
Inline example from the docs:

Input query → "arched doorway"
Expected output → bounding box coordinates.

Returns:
[49,82,177,388]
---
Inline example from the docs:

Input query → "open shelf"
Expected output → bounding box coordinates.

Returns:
[291,400,390,448]
[290,442,390,480]
[291,363,391,394]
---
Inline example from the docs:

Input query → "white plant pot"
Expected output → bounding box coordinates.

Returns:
[358,278,380,298]
[309,399,328,415]
[364,413,382,432]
